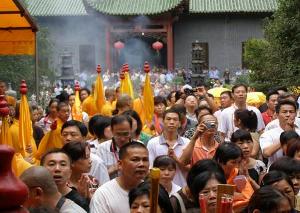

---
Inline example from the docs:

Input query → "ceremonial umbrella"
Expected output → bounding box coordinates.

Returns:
[246,92,266,108]
[207,87,231,106]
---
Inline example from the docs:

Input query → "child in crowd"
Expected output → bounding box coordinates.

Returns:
[153,155,181,196]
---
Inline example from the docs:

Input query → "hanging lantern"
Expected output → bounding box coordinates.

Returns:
[152,41,163,53]
[114,41,125,54]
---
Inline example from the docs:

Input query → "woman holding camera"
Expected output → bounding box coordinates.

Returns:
[179,113,219,166]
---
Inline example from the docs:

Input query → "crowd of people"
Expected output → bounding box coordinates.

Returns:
[1,77,300,213]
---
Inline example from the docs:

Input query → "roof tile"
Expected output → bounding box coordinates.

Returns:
[25,0,87,16]
[85,0,183,15]
[190,0,278,13]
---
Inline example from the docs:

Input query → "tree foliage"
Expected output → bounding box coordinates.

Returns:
[0,27,54,96]
[244,0,300,92]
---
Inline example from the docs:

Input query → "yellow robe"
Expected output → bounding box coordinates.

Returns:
[133,98,146,125]
[35,118,64,160]
[101,101,115,116]
[9,119,37,157]
[12,153,32,176]
[82,95,98,117]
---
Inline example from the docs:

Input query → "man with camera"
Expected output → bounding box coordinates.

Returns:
[179,113,219,166]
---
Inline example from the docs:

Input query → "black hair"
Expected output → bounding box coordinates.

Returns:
[171,104,187,116]
[56,101,69,112]
[61,120,88,137]
[128,181,173,213]
[266,90,279,101]
[62,141,89,163]
[122,110,142,136]
[280,130,299,146]
[167,91,176,102]
[190,171,226,206]
[247,186,291,213]
[153,155,176,170]
[231,84,248,93]
[80,88,91,96]
[48,98,59,108]
[45,98,59,116]
[162,108,181,120]
[220,91,233,99]
[187,159,226,189]
[276,86,288,93]
[261,170,294,192]
[275,100,297,114]
[154,96,167,107]
[40,148,71,166]
[269,156,300,177]
[214,143,242,165]
[118,141,147,160]
[56,91,69,103]
[31,105,39,111]
[196,105,213,117]
[234,109,258,132]
[111,114,132,130]
[231,129,253,143]
[88,115,111,139]
[287,139,300,159]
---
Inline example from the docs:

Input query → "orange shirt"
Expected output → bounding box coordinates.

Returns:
[191,138,219,165]
[227,168,254,212]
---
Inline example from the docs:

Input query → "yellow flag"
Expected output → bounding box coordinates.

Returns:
[72,82,83,121]
[143,62,154,123]
[94,65,105,113]
[0,95,13,147]
[19,80,33,156]
[121,64,134,98]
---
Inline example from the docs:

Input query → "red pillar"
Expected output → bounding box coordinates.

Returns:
[105,27,111,71]
[167,22,174,70]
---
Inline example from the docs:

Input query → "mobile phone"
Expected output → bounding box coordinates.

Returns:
[233,175,247,191]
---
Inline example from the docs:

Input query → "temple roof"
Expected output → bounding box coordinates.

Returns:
[190,0,278,13]
[85,0,183,15]
[24,0,88,16]
[24,0,277,16]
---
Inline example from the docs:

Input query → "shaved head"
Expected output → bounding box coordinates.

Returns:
[20,166,58,195]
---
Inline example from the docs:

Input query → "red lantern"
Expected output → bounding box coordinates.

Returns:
[152,41,163,52]
[114,41,125,51]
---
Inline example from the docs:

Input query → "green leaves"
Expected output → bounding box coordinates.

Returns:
[243,0,300,92]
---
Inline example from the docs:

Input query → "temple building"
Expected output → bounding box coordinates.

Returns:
[24,0,277,75]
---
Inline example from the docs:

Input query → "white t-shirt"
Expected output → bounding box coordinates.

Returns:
[96,139,119,168]
[218,104,265,141]
[89,153,110,185]
[90,179,130,213]
[170,182,181,196]
[60,198,87,213]
[259,126,300,168]
[265,117,300,132]
[147,135,190,187]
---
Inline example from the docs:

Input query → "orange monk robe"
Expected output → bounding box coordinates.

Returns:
[101,101,115,117]
[133,98,146,125]
[82,95,98,117]
[227,168,254,211]
[35,118,64,160]
[9,119,37,157]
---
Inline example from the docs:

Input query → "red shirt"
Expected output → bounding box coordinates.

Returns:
[262,109,275,125]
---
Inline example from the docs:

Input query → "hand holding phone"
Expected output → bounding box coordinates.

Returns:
[233,175,247,192]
